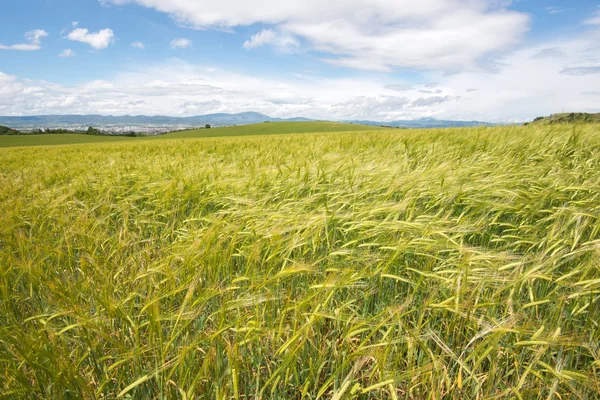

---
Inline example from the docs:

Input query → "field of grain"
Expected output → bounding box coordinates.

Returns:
[1,124,599,399]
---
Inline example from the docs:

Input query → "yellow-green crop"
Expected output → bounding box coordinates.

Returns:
[1,124,599,399]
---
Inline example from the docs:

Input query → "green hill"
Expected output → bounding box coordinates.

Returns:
[158,121,387,139]
[0,125,16,135]
[0,133,133,148]
[528,112,600,125]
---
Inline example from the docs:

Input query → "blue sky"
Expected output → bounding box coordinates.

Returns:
[1,0,600,122]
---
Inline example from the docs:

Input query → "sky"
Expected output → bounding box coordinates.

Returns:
[1,0,600,122]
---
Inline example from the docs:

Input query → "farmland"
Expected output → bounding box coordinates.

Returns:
[0,122,383,148]
[1,123,599,398]
[159,121,386,139]
[0,133,134,148]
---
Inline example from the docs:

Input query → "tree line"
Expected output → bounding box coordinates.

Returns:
[0,126,142,137]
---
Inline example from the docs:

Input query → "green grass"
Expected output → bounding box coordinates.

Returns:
[530,113,600,125]
[0,133,133,148]
[0,122,385,148]
[1,125,599,399]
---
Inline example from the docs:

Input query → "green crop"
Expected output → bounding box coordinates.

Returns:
[0,133,133,148]
[0,124,599,399]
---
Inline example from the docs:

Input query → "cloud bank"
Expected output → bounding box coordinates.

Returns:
[100,0,530,71]
[67,28,115,50]
[1,25,599,124]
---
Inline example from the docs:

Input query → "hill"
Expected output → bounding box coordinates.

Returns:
[159,121,386,139]
[0,125,16,135]
[528,112,600,125]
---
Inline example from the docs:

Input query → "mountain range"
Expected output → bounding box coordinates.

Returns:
[0,112,495,129]
[343,117,494,128]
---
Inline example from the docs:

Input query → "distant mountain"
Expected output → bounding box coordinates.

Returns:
[0,112,292,129]
[0,112,494,130]
[344,117,495,128]
[526,112,600,125]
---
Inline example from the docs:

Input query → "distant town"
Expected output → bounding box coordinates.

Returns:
[27,125,200,135]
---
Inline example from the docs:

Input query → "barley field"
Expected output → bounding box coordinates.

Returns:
[1,124,599,399]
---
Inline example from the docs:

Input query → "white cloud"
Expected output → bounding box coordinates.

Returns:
[67,28,115,50]
[1,27,600,122]
[131,41,145,49]
[59,49,76,58]
[72,21,79,27]
[25,30,49,45]
[171,38,192,49]
[243,29,299,51]
[0,29,48,51]
[100,0,529,72]
[0,44,40,51]
[584,10,600,25]
[427,32,600,122]
[546,7,562,15]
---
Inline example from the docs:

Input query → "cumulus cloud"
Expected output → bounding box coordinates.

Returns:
[171,38,191,49]
[584,10,600,25]
[0,63,422,119]
[67,28,115,50]
[243,29,299,51]
[2,26,600,123]
[25,30,49,45]
[428,32,600,121]
[59,49,76,58]
[131,41,145,49]
[99,0,530,72]
[0,29,48,51]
